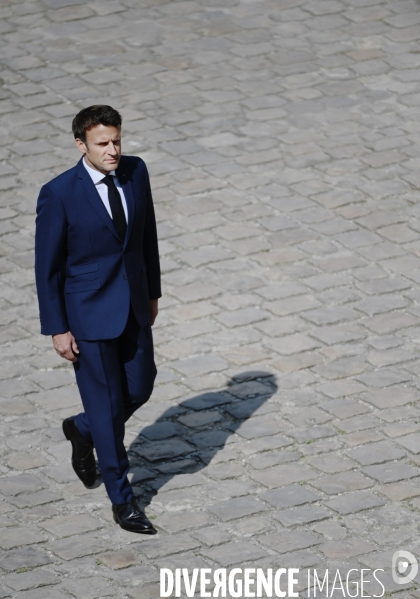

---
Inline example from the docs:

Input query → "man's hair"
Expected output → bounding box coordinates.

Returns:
[72,105,122,142]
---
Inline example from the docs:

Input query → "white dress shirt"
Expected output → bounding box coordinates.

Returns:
[83,158,128,222]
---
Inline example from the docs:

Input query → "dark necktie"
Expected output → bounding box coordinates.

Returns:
[101,175,127,241]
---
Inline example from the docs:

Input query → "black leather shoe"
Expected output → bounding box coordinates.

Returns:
[112,498,157,534]
[62,416,96,488]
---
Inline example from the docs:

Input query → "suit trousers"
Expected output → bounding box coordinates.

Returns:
[73,309,156,504]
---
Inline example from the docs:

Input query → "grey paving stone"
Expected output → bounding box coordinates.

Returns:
[306,454,354,474]
[6,451,47,470]
[313,520,347,541]
[0,528,45,550]
[354,295,409,316]
[395,432,420,454]
[208,496,267,521]
[127,583,160,599]
[344,430,384,447]
[367,347,413,368]
[227,381,273,400]
[321,398,371,419]
[362,387,417,409]
[380,482,420,502]
[356,276,411,295]
[362,462,420,483]
[216,307,270,328]
[272,351,324,373]
[230,415,285,439]
[99,550,138,570]
[314,357,366,379]
[338,414,379,434]
[3,569,58,591]
[288,426,336,444]
[273,505,329,527]
[49,536,109,560]
[312,471,374,495]
[177,411,222,428]
[0,547,52,572]
[43,465,78,484]
[303,307,358,326]
[345,441,406,465]
[140,422,185,440]
[200,541,268,566]
[189,430,230,449]
[153,473,207,493]
[265,332,320,355]
[28,368,74,390]
[363,312,419,334]
[261,485,320,509]
[310,323,366,345]
[133,535,201,560]
[182,392,231,411]
[383,421,418,439]
[258,530,321,554]
[140,439,194,461]
[191,526,231,547]
[156,510,211,533]
[170,355,229,377]
[205,462,247,480]
[242,436,297,459]
[250,462,317,489]
[5,588,68,599]
[267,295,319,316]
[325,492,385,515]
[228,515,273,539]
[355,368,410,388]
[8,416,48,433]
[61,578,116,598]
[128,467,155,484]
[40,514,103,537]
[0,474,45,496]
[155,459,197,476]
[247,450,299,470]
[316,380,366,398]
[319,538,375,559]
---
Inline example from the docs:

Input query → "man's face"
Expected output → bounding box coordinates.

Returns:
[75,124,122,174]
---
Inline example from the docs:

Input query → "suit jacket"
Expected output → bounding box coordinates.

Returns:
[35,155,161,340]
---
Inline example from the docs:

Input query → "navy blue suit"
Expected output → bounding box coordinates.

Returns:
[35,156,161,504]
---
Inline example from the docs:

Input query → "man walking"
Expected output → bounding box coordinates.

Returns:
[35,105,161,534]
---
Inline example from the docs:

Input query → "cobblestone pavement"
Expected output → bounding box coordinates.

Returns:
[2,0,420,597]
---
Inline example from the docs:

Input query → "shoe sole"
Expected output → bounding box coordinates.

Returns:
[113,514,157,534]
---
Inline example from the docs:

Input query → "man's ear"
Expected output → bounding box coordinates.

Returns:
[75,138,87,155]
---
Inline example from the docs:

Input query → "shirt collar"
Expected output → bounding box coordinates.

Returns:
[83,158,116,185]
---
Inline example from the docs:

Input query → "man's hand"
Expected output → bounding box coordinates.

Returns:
[52,331,79,362]
[150,299,158,326]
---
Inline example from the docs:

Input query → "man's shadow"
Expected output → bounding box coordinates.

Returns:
[127,371,277,509]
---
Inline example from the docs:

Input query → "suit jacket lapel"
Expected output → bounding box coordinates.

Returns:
[76,159,120,241]
[117,162,135,248]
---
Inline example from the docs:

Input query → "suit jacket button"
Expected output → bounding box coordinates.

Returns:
[123,274,127,279]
